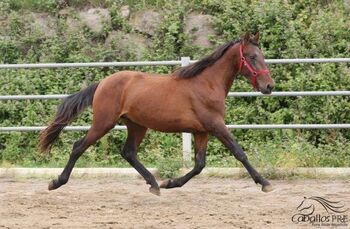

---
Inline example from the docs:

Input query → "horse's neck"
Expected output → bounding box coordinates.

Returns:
[198,44,240,96]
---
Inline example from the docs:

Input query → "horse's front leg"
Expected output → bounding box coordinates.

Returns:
[211,120,273,192]
[160,132,208,189]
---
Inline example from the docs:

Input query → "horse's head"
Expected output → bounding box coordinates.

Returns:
[239,32,275,94]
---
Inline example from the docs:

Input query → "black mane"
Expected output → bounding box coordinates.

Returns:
[173,39,241,78]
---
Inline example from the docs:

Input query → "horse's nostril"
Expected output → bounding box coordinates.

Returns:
[267,84,274,91]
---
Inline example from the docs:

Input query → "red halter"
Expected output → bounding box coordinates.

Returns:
[239,44,270,89]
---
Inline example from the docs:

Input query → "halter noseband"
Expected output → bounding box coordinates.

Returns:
[239,43,270,89]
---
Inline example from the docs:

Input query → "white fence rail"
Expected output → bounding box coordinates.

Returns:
[0,58,349,69]
[2,91,350,100]
[1,57,350,166]
[1,124,350,132]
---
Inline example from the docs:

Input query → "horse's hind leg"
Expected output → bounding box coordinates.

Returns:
[121,119,160,195]
[160,133,208,189]
[48,121,116,191]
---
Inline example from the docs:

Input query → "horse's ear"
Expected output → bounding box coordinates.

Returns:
[253,32,260,43]
[243,32,251,44]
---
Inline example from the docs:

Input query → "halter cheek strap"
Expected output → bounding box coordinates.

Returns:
[239,44,270,89]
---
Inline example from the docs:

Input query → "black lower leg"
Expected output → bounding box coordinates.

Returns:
[161,133,208,189]
[229,139,268,186]
[161,157,205,189]
[213,125,272,192]
[49,138,86,190]
[122,139,159,193]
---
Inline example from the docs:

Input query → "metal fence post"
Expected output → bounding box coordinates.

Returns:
[181,57,192,167]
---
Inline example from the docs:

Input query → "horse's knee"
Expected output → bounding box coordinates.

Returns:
[73,138,84,149]
[122,151,132,161]
[121,147,135,162]
[233,149,248,162]
[121,137,137,161]
[229,142,248,162]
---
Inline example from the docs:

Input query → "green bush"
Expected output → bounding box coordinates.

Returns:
[0,0,349,170]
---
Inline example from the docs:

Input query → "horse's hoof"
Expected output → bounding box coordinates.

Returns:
[159,179,171,189]
[262,184,274,193]
[48,180,59,191]
[149,187,160,196]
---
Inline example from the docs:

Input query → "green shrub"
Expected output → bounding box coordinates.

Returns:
[0,0,349,170]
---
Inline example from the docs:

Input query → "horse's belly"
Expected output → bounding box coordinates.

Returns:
[126,111,205,133]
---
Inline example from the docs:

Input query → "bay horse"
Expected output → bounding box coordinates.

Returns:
[39,32,275,195]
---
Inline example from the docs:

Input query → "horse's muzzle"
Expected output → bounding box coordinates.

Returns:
[260,84,273,94]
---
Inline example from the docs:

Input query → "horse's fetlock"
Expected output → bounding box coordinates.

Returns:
[193,162,205,175]
[58,176,68,185]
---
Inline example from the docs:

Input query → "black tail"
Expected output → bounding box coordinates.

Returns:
[38,83,99,153]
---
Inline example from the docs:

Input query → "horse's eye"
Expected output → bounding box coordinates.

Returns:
[250,56,257,65]
[250,55,257,60]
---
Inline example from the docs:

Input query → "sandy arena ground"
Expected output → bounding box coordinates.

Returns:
[0,177,349,229]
